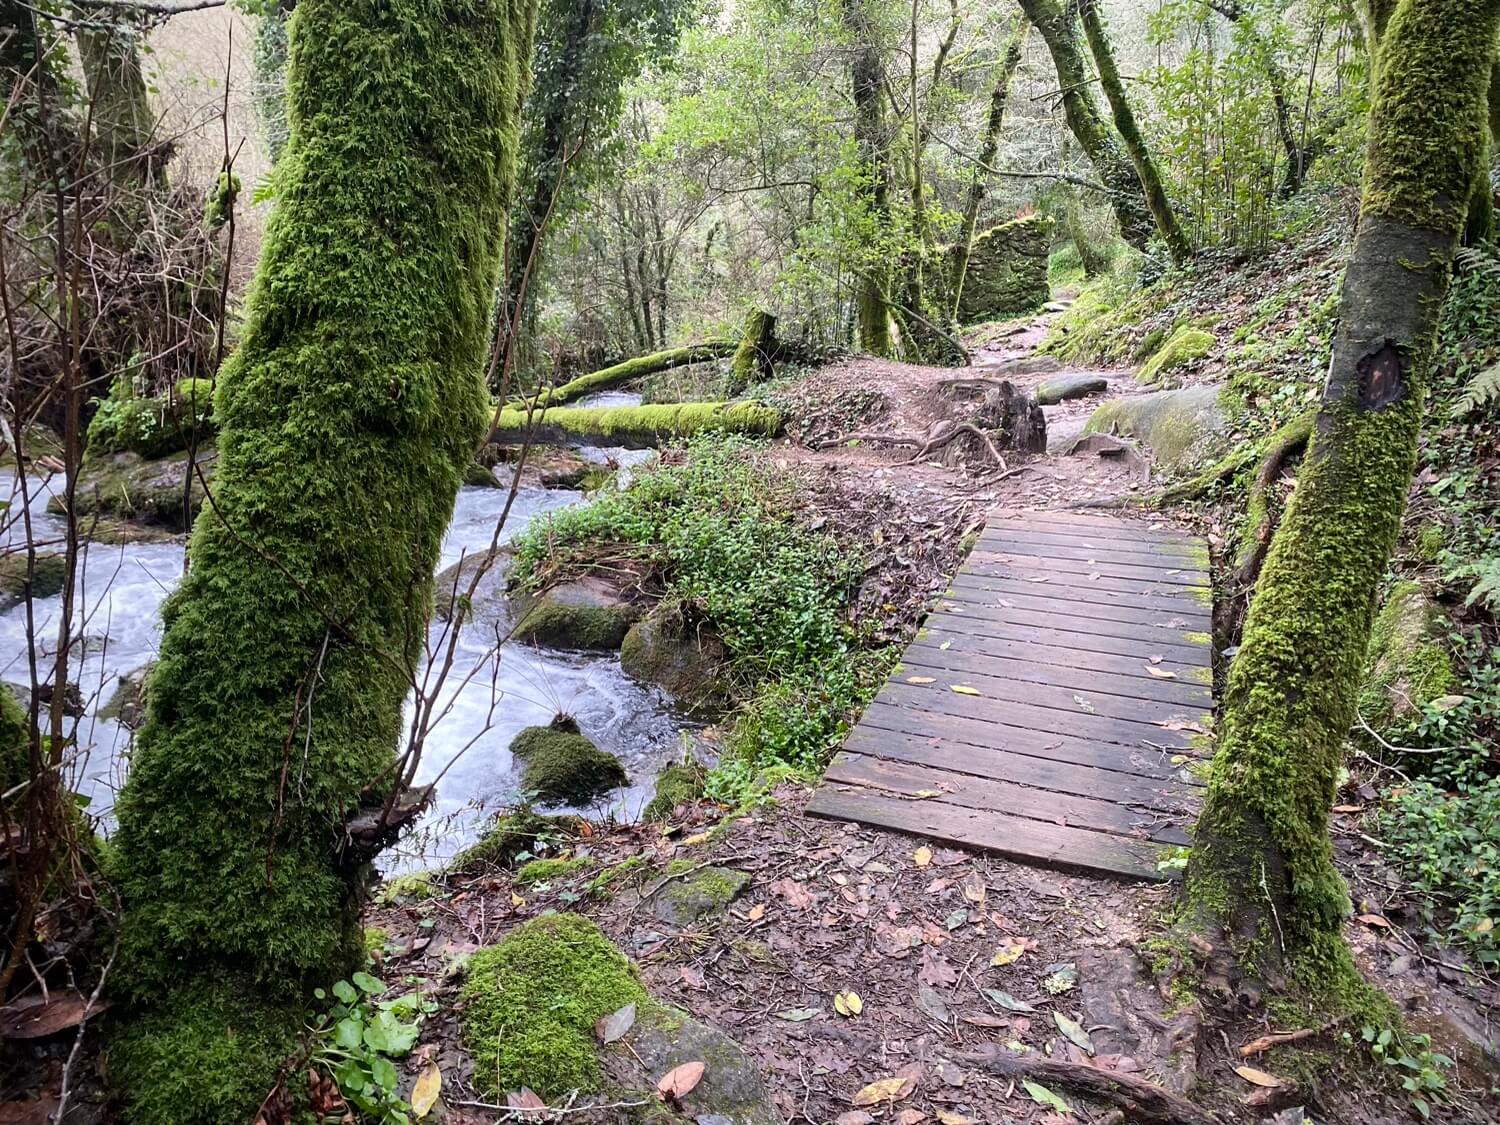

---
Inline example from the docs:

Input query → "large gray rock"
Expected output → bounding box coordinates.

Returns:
[433,548,513,624]
[99,663,153,729]
[620,612,728,713]
[1080,385,1227,472]
[53,448,213,534]
[649,862,750,926]
[512,576,642,650]
[1036,372,1108,405]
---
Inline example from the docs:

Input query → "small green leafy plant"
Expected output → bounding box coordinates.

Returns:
[1344,1024,1453,1120]
[310,971,435,1124]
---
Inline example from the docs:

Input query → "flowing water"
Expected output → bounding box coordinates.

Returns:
[1,407,687,870]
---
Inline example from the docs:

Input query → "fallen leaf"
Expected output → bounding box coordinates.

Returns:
[510,891,525,908]
[936,1112,980,1125]
[1158,719,1206,733]
[917,985,951,1023]
[833,990,863,1017]
[747,902,766,921]
[776,1007,821,1022]
[409,1061,442,1119]
[1331,804,1364,814]
[656,1061,706,1101]
[1144,665,1178,679]
[981,988,1035,1013]
[914,845,934,867]
[919,949,959,986]
[1022,1080,1072,1114]
[679,966,706,991]
[1149,655,1164,664]
[950,685,980,696]
[944,908,969,930]
[506,1089,546,1109]
[963,877,987,905]
[851,1076,916,1106]
[0,991,103,1039]
[1072,694,1096,713]
[961,1013,1008,1028]
[990,938,1027,967]
[682,831,711,846]
[834,1113,876,1125]
[894,1110,929,1125]
[1053,1011,1094,1055]
[595,1002,637,1045]
[1234,1065,1284,1088]
[1356,913,1392,928]
[939,640,953,650]
[907,676,937,685]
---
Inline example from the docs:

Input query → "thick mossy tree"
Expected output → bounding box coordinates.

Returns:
[843,0,895,356]
[106,0,536,1121]
[1185,0,1500,1009]
[1018,0,1154,251]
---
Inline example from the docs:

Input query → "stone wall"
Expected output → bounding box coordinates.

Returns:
[954,216,1052,324]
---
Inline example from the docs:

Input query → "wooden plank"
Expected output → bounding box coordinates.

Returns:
[890,662,1206,725]
[875,683,1207,751]
[940,583,1213,630]
[988,510,1200,547]
[919,617,1208,664]
[908,632,1209,686]
[841,725,1200,807]
[976,533,1208,573]
[805,785,1173,881]
[963,557,1210,598]
[982,522,1205,561]
[861,701,1199,780]
[949,573,1213,618]
[927,602,1210,650]
[970,549,1209,588]
[826,751,1192,844]
[900,645,1212,708]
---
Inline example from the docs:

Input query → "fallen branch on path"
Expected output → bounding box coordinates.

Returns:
[898,421,1007,470]
[957,1046,1220,1125]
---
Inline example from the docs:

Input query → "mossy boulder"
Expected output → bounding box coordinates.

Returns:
[511,719,627,806]
[620,611,728,712]
[446,808,578,873]
[460,914,776,1122]
[86,383,216,460]
[1080,385,1227,473]
[516,855,593,884]
[650,860,749,926]
[99,663,153,729]
[512,576,641,650]
[464,460,501,488]
[1035,372,1108,405]
[0,551,66,612]
[433,547,513,624]
[953,216,1053,324]
[54,448,213,533]
[1137,326,1215,385]
[642,759,709,822]
[1359,581,1455,730]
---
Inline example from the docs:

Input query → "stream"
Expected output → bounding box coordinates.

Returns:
[1,397,686,870]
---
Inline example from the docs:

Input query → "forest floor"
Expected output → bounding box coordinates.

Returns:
[365,306,1500,1125]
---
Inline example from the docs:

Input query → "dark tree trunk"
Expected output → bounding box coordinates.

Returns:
[843,0,894,356]
[1019,0,1154,250]
[76,19,164,185]
[951,15,1029,315]
[1185,0,1500,1008]
[1077,0,1190,262]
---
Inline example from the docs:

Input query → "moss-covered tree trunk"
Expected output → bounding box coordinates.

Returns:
[1018,0,1153,250]
[843,0,894,357]
[1185,0,1499,1006]
[76,17,162,185]
[106,1,536,1120]
[950,14,1029,315]
[1076,0,1189,263]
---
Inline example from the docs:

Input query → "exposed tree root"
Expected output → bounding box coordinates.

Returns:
[957,1046,1220,1125]
[898,420,1007,469]
[1230,412,1316,589]
[1153,411,1312,507]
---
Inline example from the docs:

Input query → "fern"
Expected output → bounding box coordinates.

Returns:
[1456,361,1500,414]
[1455,244,1500,281]
[1451,244,1500,415]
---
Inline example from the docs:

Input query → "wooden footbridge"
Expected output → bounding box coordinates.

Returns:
[808,510,1213,881]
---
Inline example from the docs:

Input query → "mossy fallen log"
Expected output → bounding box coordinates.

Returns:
[535,342,733,407]
[488,401,781,448]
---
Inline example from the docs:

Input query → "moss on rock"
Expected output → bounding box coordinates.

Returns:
[619,611,727,712]
[651,860,749,925]
[1358,581,1454,730]
[0,551,66,612]
[1082,384,1227,473]
[460,913,648,1099]
[488,401,782,449]
[511,721,627,806]
[513,577,640,650]
[55,448,211,533]
[516,854,593,884]
[953,216,1053,324]
[447,808,576,873]
[642,759,709,822]
[1137,326,1215,385]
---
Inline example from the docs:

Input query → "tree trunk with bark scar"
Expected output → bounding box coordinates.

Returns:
[1077,0,1189,263]
[1185,0,1500,1008]
[1019,0,1154,250]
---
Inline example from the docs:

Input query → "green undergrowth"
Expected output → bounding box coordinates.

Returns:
[511,435,888,801]
[87,377,215,460]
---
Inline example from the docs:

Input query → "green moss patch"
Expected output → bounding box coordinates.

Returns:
[516,855,593,884]
[1083,385,1227,473]
[447,808,576,874]
[642,759,709,822]
[953,216,1052,324]
[651,860,749,925]
[460,914,647,1099]
[1138,326,1215,385]
[1359,581,1455,731]
[511,723,627,806]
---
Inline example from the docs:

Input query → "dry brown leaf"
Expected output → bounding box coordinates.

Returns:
[907,676,936,685]
[747,902,766,921]
[894,1110,930,1125]
[834,1113,876,1125]
[936,1112,980,1125]
[506,1088,546,1109]
[656,1061,706,1100]
[949,684,980,696]
[0,991,103,1039]
[1234,1065,1284,1088]
[914,845,933,868]
[1144,665,1178,679]
[851,1076,916,1106]
[1356,913,1392,928]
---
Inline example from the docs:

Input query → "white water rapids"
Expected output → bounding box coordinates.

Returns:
[1,404,687,870]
